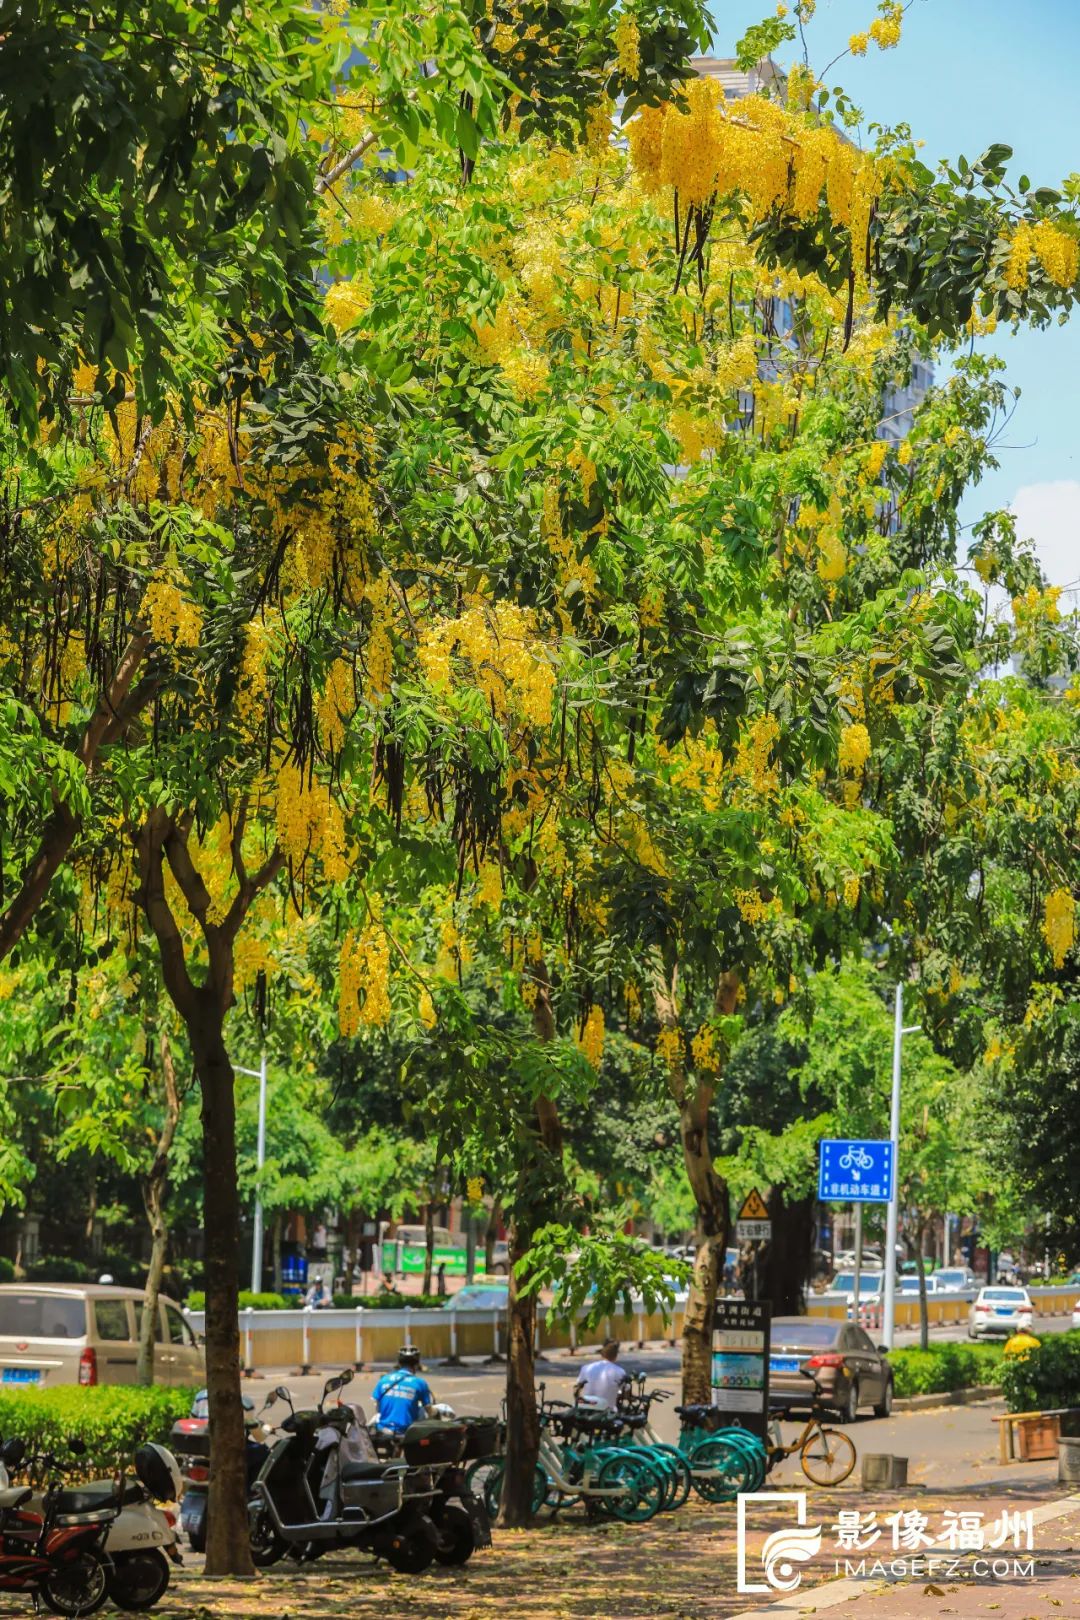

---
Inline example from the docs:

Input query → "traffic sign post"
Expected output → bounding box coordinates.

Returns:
[818,1140,893,1335]
[817,1140,894,1204]
[735,1187,772,1244]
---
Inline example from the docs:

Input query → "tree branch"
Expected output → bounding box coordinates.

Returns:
[133,808,198,1022]
[0,633,152,963]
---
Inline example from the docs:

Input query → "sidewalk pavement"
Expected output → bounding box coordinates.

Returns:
[732,1487,1080,1620]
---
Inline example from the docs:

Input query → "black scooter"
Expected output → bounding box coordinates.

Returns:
[248,1371,490,1574]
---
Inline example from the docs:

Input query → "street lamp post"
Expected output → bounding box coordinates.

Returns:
[881,981,921,1351]
[235,1050,268,1295]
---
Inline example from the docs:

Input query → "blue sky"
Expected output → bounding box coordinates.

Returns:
[714,0,1080,594]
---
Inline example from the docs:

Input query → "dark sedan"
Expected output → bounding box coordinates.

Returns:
[767,1316,893,1423]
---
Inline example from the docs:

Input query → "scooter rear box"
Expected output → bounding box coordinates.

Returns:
[401,1421,467,1465]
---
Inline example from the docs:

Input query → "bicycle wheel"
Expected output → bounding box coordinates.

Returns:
[688,1437,750,1502]
[800,1426,857,1487]
[594,1452,665,1523]
[646,1444,693,1509]
[481,1459,549,1516]
[713,1429,768,1491]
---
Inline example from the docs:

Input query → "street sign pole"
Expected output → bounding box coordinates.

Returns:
[882,982,904,1350]
[853,1202,863,1329]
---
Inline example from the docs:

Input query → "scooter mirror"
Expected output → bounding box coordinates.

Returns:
[68,1437,88,1456]
[262,1391,278,1410]
[275,1385,293,1404]
[241,1396,255,1411]
[0,1437,26,1467]
[323,1375,344,1397]
[338,1368,354,1386]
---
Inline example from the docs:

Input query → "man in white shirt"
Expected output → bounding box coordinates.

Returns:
[574,1340,630,1409]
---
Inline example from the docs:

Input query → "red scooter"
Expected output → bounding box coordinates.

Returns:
[0,1437,119,1616]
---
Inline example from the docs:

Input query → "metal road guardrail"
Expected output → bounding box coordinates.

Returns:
[810,1284,1080,1331]
[183,1286,1080,1374]
[183,1301,686,1374]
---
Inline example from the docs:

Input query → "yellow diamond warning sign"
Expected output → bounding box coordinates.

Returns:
[737,1188,769,1221]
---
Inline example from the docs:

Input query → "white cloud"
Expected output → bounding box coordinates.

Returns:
[1010,481,1080,599]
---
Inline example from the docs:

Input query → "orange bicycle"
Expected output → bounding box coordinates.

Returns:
[766,1370,857,1486]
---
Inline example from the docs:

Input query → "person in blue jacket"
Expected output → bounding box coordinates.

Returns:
[371,1346,433,1434]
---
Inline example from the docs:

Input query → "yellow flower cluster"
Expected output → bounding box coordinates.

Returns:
[656,1025,684,1074]
[842,874,861,907]
[1033,220,1079,289]
[1042,887,1075,969]
[838,721,871,775]
[691,1024,721,1073]
[418,987,437,1029]
[733,713,782,797]
[476,862,503,909]
[465,1175,485,1205]
[734,888,783,925]
[318,659,354,754]
[237,622,270,727]
[1005,220,1078,292]
[275,762,349,880]
[849,31,868,54]
[338,923,391,1035]
[418,602,555,728]
[1012,584,1062,626]
[628,81,877,235]
[500,350,550,399]
[613,13,640,77]
[324,278,370,334]
[579,1004,605,1069]
[143,578,202,649]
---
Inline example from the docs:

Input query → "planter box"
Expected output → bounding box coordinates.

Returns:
[1017,1412,1061,1461]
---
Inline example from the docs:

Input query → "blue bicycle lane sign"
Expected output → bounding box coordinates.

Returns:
[818,1139,894,1203]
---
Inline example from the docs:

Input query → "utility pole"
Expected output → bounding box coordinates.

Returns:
[881,981,920,1350]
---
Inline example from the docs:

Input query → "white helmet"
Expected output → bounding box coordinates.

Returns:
[134,1443,183,1503]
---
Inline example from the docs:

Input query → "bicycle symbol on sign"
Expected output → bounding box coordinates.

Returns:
[838,1145,874,1174]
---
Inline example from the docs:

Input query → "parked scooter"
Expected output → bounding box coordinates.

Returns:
[0,1437,181,1612]
[170,1389,269,1554]
[0,1435,121,1616]
[248,1370,490,1573]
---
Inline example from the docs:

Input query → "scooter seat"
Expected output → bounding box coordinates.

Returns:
[53,1486,118,1515]
[340,1460,396,1482]
[0,1487,31,1511]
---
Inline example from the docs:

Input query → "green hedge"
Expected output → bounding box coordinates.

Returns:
[999,1331,1080,1415]
[889,1342,1005,1398]
[0,1257,13,1283]
[0,1387,192,1476]
[185,1290,288,1312]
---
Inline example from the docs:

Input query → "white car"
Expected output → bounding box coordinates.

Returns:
[935,1267,977,1294]
[898,1275,941,1297]
[969,1286,1033,1339]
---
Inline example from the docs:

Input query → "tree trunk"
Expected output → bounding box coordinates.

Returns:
[759,1188,814,1317]
[422,1199,435,1296]
[137,1030,181,1386]
[500,1214,540,1526]
[192,1006,255,1578]
[498,968,563,1529]
[657,970,740,1406]
[914,1223,929,1351]
[679,1085,729,1404]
